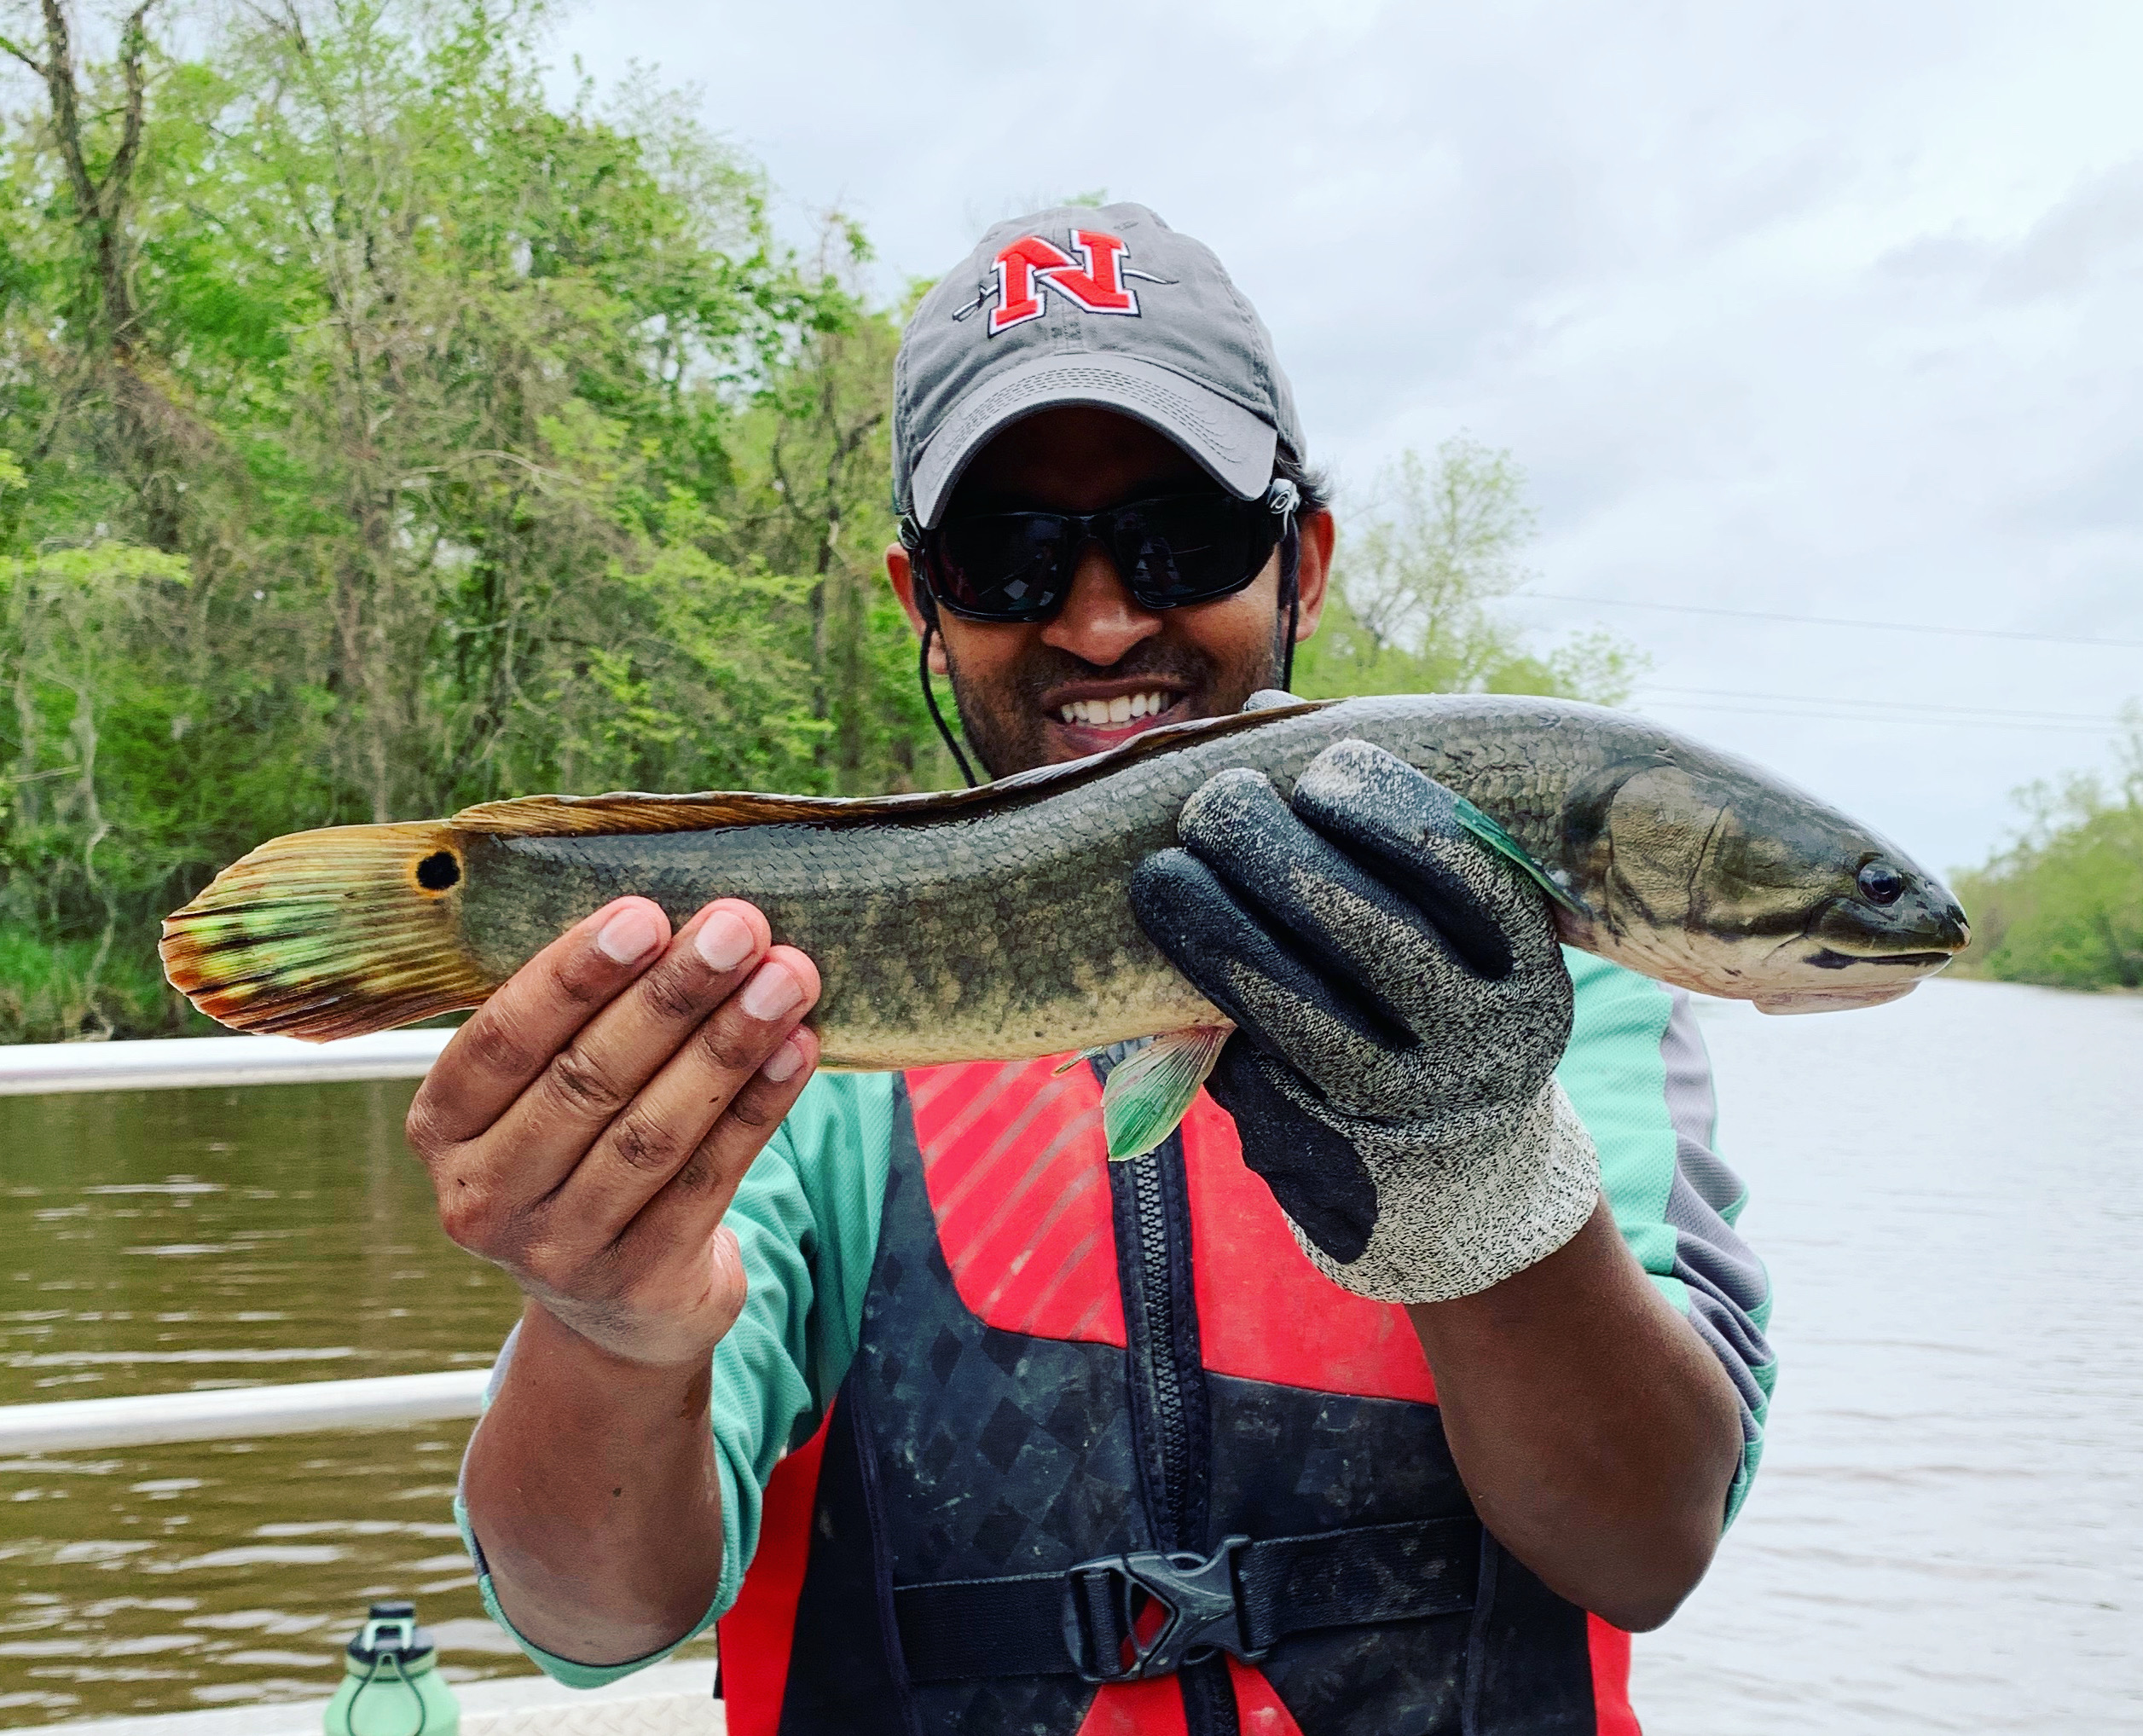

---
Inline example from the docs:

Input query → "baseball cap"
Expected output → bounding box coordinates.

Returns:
[894,202,1306,529]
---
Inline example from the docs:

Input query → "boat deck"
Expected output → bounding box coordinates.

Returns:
[33,1660,724,1736]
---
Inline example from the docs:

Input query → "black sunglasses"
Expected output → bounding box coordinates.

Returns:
[904,480,1300,624]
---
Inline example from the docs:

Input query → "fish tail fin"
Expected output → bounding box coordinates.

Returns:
[160,823,494,1041]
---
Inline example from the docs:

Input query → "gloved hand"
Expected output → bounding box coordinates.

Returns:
[1128,737,1599,1304]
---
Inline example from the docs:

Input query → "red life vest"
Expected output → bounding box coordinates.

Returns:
[720,1058,1639,1735]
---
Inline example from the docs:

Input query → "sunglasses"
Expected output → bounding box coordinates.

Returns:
[905,480,1300,624]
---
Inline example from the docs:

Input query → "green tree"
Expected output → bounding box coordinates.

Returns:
[0,528,191,1035]
[1952,709,2143,990]
[0,0,206,552]
[1295,437,1643,704]
[0,0,950,1039]
[720,222,946,795]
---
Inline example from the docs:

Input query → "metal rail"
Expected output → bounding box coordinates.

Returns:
[0,1369,489,1454]
[0,1030,453,1096]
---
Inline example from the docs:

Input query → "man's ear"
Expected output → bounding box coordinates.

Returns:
[1291,509,1337,642]
[885,541,950,674]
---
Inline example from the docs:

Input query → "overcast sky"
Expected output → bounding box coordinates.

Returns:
[553,0,2143,875]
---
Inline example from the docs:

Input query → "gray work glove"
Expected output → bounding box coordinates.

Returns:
[1129,737,1599,1304]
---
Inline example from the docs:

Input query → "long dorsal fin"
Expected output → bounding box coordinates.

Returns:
[448,699,1333,837]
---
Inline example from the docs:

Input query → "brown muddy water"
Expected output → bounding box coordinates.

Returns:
[0,1079,718,1725]
[2,981,2138,1729]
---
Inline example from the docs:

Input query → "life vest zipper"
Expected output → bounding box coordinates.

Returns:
[1101,1081,1235,1735]
[1126,1145,1196,1538]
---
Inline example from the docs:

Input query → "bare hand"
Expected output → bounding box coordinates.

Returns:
[406,896,820,1369]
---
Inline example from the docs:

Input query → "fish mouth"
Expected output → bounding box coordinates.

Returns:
[1804,946,1960,972]
[1754,909,1966,1004]
[1793,889,1971,970]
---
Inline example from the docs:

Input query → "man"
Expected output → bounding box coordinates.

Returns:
[422,204,1774,1734]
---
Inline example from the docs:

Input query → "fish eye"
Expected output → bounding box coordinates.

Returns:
[1856,861,1904,906]
[415,850,460,892]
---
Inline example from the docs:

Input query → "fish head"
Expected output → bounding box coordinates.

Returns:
[1555,755,1970,1011]
[1759,843,1973,1013]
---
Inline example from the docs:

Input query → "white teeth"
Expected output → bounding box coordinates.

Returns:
[1056,692,1169,727]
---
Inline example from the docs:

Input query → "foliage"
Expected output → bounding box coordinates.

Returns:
[0,0,947,1039]
[2,535,194,1035]
[1294,437,1644,706]
[1952,709,2143,991]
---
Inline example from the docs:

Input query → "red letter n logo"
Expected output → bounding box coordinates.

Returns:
[985,229,1139,336]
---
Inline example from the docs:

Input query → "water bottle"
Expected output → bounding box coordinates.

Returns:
[324,1601,460,1736]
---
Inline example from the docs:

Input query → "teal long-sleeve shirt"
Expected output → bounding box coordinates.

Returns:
[456,952,1777,1685]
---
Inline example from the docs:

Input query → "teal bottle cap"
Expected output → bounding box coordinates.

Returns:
[347,1602,436,1667]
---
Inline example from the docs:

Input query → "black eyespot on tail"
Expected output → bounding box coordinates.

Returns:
[415,851,460,892]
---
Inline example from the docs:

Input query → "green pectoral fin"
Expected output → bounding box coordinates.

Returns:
[1451,796,1591,919]
[1103,1025,1233,1161]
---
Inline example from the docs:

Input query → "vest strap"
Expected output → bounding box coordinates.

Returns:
[895,1513,1482,1684]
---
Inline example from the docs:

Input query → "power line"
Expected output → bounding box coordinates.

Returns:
[1517,592,2143,651]
[1635,684,2125,726]
[1632,697,2117,734]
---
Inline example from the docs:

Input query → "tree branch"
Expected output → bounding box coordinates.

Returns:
[102,0,162,226]
[36,0,100,225]
[0,29,49,75]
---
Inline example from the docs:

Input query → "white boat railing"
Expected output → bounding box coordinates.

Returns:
[0,1369,490,1454]
[3,1037,480,1448]
[0,1030,453,1096]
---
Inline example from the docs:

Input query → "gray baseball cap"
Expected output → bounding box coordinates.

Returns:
[894,202,1306,529]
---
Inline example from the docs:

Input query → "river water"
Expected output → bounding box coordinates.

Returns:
[1635,981,2143,1733]
[1,980,2137,1727]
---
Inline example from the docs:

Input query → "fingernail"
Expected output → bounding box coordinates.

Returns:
[760,1036,808,1083]
[695,910,756,972]
[740,961,802,1021]
[596,905,663,964]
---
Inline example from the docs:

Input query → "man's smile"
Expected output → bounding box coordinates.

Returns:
[1040,677,1193,759]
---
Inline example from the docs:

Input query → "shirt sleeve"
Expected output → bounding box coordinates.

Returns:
[454,1069,895,1687]
[1555,951,1777,1527]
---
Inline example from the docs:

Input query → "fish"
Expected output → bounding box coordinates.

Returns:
[159,694,1969,1158]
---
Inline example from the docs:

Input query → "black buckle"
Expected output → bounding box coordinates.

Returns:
[1060,1536,1266,1683]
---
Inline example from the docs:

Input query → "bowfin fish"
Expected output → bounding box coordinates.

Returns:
[161,695,1971,1158]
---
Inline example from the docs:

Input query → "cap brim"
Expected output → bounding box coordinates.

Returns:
[909,353,1278,528]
